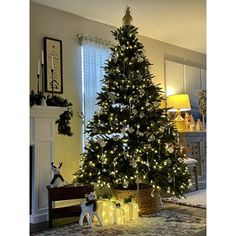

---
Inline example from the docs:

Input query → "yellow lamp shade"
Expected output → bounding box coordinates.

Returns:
[167,94,191,112]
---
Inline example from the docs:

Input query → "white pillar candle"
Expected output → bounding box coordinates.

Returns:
[51,55,54,69]
[37,60,40,75]
[41,50,44,65]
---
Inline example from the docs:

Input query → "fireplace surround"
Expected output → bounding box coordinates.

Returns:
[30,105,66,223]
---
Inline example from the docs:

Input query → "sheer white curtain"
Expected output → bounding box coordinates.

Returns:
[81,39,111,134]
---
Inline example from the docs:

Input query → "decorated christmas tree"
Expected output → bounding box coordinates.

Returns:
[74,8,191,198]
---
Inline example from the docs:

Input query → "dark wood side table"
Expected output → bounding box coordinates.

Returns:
[47,185,94,227]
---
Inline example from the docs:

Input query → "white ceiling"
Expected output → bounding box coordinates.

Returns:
[31,0,206,54]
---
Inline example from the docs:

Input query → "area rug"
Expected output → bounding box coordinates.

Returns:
[31,210,206,236]
[162,190,206,209]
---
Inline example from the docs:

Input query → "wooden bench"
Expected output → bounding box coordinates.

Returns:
[47,185,94,227]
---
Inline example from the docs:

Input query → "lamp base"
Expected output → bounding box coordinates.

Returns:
[174,115,186,131]
[174,120,186,131]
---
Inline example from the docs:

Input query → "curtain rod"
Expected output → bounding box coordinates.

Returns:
[77,34,115,46]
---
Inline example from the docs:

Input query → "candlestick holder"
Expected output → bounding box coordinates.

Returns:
[37,74,40,94]
[41,64,44,92]
[51,68,54,97]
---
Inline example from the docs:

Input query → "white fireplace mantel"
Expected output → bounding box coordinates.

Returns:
[30,105,66,223]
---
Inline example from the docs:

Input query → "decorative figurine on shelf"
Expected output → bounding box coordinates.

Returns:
[190,114,195,126]
[79,192,102,227]
[41,96,47,106]
[185,113,191,130]
[50,162,66,188]
[189,124,195,131]
[196,119,203,131]
[185,113,195,131]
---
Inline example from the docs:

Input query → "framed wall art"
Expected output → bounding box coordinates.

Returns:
[44,37,63,94]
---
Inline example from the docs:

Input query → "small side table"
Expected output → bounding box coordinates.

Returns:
[184,158,199,191]
[47,184,94,227]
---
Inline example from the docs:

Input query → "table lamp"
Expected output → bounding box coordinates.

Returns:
[167,94,191,131]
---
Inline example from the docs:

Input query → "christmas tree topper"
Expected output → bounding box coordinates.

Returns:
[122,6,133,25]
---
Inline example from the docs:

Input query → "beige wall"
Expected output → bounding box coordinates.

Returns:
[30,2,206,182]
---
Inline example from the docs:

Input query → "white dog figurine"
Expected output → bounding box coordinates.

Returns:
[79,192,102,227]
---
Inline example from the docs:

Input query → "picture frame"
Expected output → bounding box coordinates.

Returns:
[44,37,63,94]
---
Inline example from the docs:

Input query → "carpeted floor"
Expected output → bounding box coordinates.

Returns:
[163,190,206,209]
[31,210,206,236]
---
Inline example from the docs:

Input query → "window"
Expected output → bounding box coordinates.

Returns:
[80,38,111,141]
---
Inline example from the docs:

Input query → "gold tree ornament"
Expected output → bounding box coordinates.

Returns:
[122,7,133,25]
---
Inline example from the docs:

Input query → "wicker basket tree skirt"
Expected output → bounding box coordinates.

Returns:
[112,184,162,215]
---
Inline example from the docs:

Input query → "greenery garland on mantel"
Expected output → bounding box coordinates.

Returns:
[30,90,73,136]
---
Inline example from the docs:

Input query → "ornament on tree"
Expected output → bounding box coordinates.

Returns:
[121,127,127,135]
[100,141,107,148]
[97,138,107,147]
[130,158,137,168]
[93,127,98,133]
[139,88,145,96]
[123,180,129,188]
[165,144,174,154]
[148,134,156,142]
[167,174,173,183]
[95,110,102,116]
[128,127,135,133]
[114,136,120,141]
[153,101,160,107]
[138,132,145,137]
[109,92,117,102]
[139,112,145,119]
[146,160,150,169]
[86,143,91,149]
[132,109,138,115]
